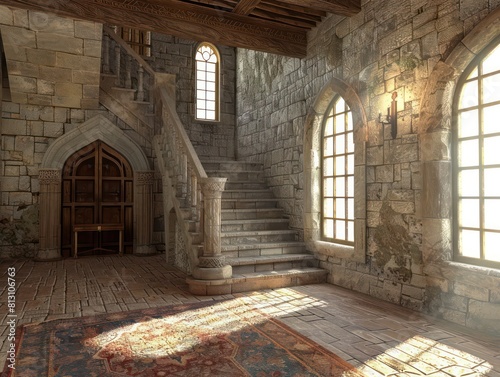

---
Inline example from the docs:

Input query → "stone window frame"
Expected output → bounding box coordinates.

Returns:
[420,8,500,276]
[194,42,221,122]
[304,77,367,263]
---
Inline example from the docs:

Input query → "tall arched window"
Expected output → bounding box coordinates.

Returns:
[454,39,500,268]
[195,42,220,121]
[322,95,355,244]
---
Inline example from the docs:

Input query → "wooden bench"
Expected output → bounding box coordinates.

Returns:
[73,224,124,258]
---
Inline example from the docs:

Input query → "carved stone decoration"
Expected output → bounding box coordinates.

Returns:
[175,221,191,274]
[192,177,232,280]
[36,169,62,261]
[134,170,156,255]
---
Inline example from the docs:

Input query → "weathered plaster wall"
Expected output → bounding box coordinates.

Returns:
[148,34,236,159]
[236,0,500,334]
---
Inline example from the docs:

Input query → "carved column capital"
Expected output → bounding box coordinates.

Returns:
[136,171,155,185]
[39,169,61,185]
[200,177,227,199]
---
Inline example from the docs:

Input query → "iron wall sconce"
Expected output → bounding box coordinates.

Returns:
[379,91,398,139]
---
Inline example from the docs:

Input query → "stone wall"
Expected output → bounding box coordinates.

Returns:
[0,7,161,257]
[236,0,500,334]
[148,34,236,159]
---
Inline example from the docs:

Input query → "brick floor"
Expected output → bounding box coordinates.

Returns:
[0,255,499,376]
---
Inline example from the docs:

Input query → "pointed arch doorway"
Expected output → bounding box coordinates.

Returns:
[61,141,134,257]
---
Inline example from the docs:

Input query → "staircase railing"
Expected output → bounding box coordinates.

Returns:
[100,26,231,281]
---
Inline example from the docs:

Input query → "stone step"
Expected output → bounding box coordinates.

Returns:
[221,208,285,220]
[221,198,277,210]
[221,241,306,258]
[228,254,318,274]
[221,219,289,232]
[225,181,268,190]
[187,268,328,295]
[201,159,263,172]
[222,190,273,199]
[221,230,297,245]
[206,170,264,181]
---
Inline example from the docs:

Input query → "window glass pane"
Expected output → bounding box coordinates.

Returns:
[197,90,206,100]
[459,229,480,258]
[459,139,479,167]
[347,221,354,242]
[335,156,345,176]
[197,61,206,71]
[197,109,205,118]
[324,117,334,136]
[206,111,215,120]
[335,220,346,240]
[483,104,500,135]
[459,169,479,197]
[347,154,354,174]
[347,112,353,131]
[347,132,354,153]
[460,199,480,228]
[335,115,345,134]
[484,199,500,229]
[483,73,500,104]
[207,101,216,111]
[484,168,500,196]
[324,157,334,176]
[335,199,345,218]
[208,54,217,63]
[482,45,500,75]
[348,176,354,197]
[207,63,216,72]
[459,80,478,109]
[484,232,500,261]
[324,198,334,218]
[197,99,206,110]
[207,72,216,82]
[324,137,334,156]
[335,134,345,154]
[348,198,354,220]
[207,82,216,92]
[197,80,206,90]
[467,67,478,79]
[335,177,345,197]
[484,136,500,165]
[324,219,334,238]
[324,178,334,196]
[458,110,479,138]
[335,97,345,114]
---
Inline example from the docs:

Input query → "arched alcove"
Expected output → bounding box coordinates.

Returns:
[304,77,367,263]
[37,115,156,260]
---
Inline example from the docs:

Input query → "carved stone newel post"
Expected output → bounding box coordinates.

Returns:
[134,171,155,255]
[37,169,62,261]
[193,177,232,280]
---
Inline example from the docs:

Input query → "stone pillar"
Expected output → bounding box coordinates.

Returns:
[193,177,232,280]
[134,171,156,255]
[36,169,62,261]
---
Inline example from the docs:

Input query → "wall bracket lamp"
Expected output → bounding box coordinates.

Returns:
[379,91,398,139]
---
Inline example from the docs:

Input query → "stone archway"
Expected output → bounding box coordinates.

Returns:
[303,77,367,263]
[36,114,155,260]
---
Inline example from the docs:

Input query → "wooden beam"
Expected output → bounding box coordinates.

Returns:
[232,0,262,15]
[1,0,307,57]
[275,0,361,17]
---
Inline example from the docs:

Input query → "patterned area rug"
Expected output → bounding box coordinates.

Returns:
[3,299,363,376]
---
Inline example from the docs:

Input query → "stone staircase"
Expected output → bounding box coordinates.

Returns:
[187,159,328,294]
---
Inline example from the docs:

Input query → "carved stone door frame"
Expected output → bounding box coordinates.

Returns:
[36,115,155,260]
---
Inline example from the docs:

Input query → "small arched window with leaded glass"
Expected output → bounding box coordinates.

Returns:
[322,95,355,245]
[454,39,500,268]
[195,42,220,121]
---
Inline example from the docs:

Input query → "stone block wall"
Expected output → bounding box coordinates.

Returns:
[148,34,236,159]
[236,0,500,334]
[0,7,161,257]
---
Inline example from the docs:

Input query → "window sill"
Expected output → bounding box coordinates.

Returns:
[424,259,500,280]
[312,240,355,259]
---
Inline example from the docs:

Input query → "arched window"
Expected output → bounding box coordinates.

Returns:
[195,42,220,121]
[321,95,355,244]
[454,39,500,268]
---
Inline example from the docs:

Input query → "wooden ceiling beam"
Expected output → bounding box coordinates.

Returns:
[261,0,327,18]
[275,0,361,17]
[232,0,262,15]
[1,0,307,57]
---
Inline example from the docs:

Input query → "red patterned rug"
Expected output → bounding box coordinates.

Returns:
[3,299,363,376]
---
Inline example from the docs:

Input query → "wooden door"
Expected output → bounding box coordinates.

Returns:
[61,141,133,257]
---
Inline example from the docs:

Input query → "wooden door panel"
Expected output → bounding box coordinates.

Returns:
[61,141,133,257]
